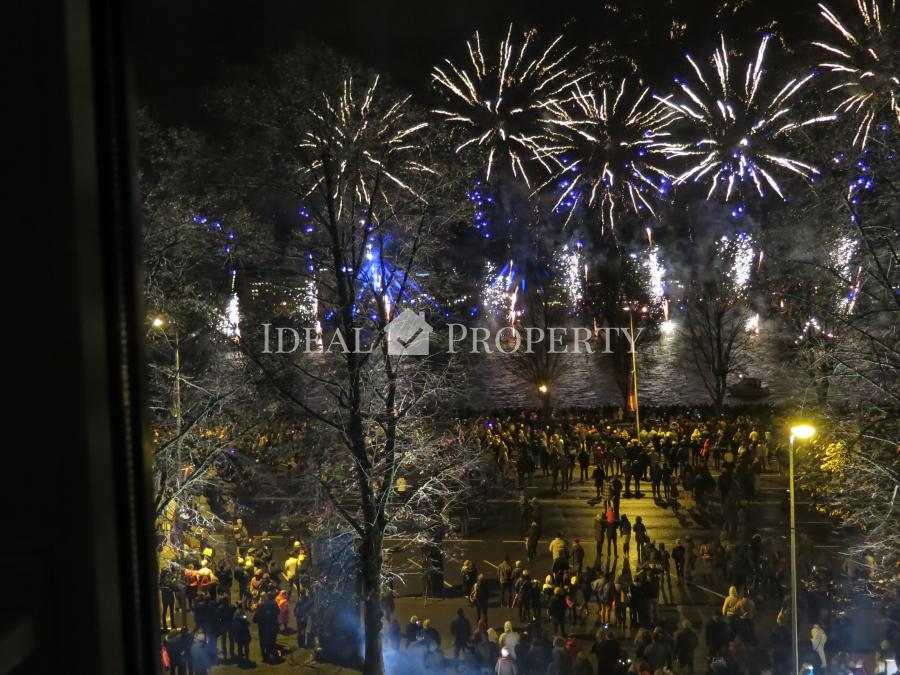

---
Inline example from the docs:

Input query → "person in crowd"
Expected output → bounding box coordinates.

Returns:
[594,512,606,564]
[550,587,568,637]
[472,573,490,624]
[215,597,237,661]
[606,506,619,559]
[675,620,699,674]
[253,592,280,663]
[189,630,213,675]
[550,533,569,560]
[159,566,177,632]
[501,620,521,657]
[231,606,251,662]
[526,521,541,562]
[496,646,518,675]
[571,538,585,576]
[450,608,472,661]
[499,555,515,608]
[671,539,686,585]
[293,588,313,649]
[274,589,290,633]
[163,627,192,675]
[422,618,441,648]
[633,517,648,563]
[811,622,828,674]
[550,635,573,675]
[461,560,478,598]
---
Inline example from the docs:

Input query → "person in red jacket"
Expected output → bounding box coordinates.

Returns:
[274,590,290,632]
[184,563,199,611]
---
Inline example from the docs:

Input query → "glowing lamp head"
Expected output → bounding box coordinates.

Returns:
[790,424,816,440]
[538,384,549,394]
[152,317,165,328]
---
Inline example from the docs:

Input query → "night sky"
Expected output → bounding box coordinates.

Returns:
[133,0,816,128]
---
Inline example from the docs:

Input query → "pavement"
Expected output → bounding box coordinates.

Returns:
[194,463,881,673]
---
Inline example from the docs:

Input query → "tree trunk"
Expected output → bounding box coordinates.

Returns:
[540,394,551,426]
[360,531,384,675]
[714,383,725,417]
[815,361,831,406]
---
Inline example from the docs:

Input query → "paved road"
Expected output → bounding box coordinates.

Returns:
[202,465,880,673]
[389,469,839,595]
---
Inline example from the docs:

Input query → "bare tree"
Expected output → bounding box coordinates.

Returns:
[506,282,570,422]
[213,55,485,672]
[769,114,900,594]
[139,113,261,560]
[684,282,751,414]
[588,232,653,413]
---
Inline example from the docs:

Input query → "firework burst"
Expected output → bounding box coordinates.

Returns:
[432,25,579,186]
[538,78,680,228]
[657,35,833,201]
[814,1,899,148]
[299,75,435,216]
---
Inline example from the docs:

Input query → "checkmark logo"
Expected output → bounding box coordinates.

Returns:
[397,327,423,348]
[386,309,432,356]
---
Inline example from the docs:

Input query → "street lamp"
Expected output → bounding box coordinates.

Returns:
[789,423,816,675]
[537,383,551,425]
[153,315,181,435]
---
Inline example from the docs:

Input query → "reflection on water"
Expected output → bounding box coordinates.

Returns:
[460,331,807,410]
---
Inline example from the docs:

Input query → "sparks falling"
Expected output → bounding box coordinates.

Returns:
[219,269,241,340]
[432,25,578,186]
[719,232,755,291]
[642,246,666,305]
[482,260,521,322]
[745,312,760,335]
[556,244,585,307]
[814,1,899,148]
[658,34,833,201]
[537,77,679,228]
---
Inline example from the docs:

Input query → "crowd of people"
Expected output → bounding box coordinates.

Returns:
[156,409,898,675]
[158,532,316,673]
[379,411,895,675]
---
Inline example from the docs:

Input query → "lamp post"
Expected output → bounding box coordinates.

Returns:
[624,305,641,437]
[154,316,182,435]
[537,383,550,424]
[789,423,816,675]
